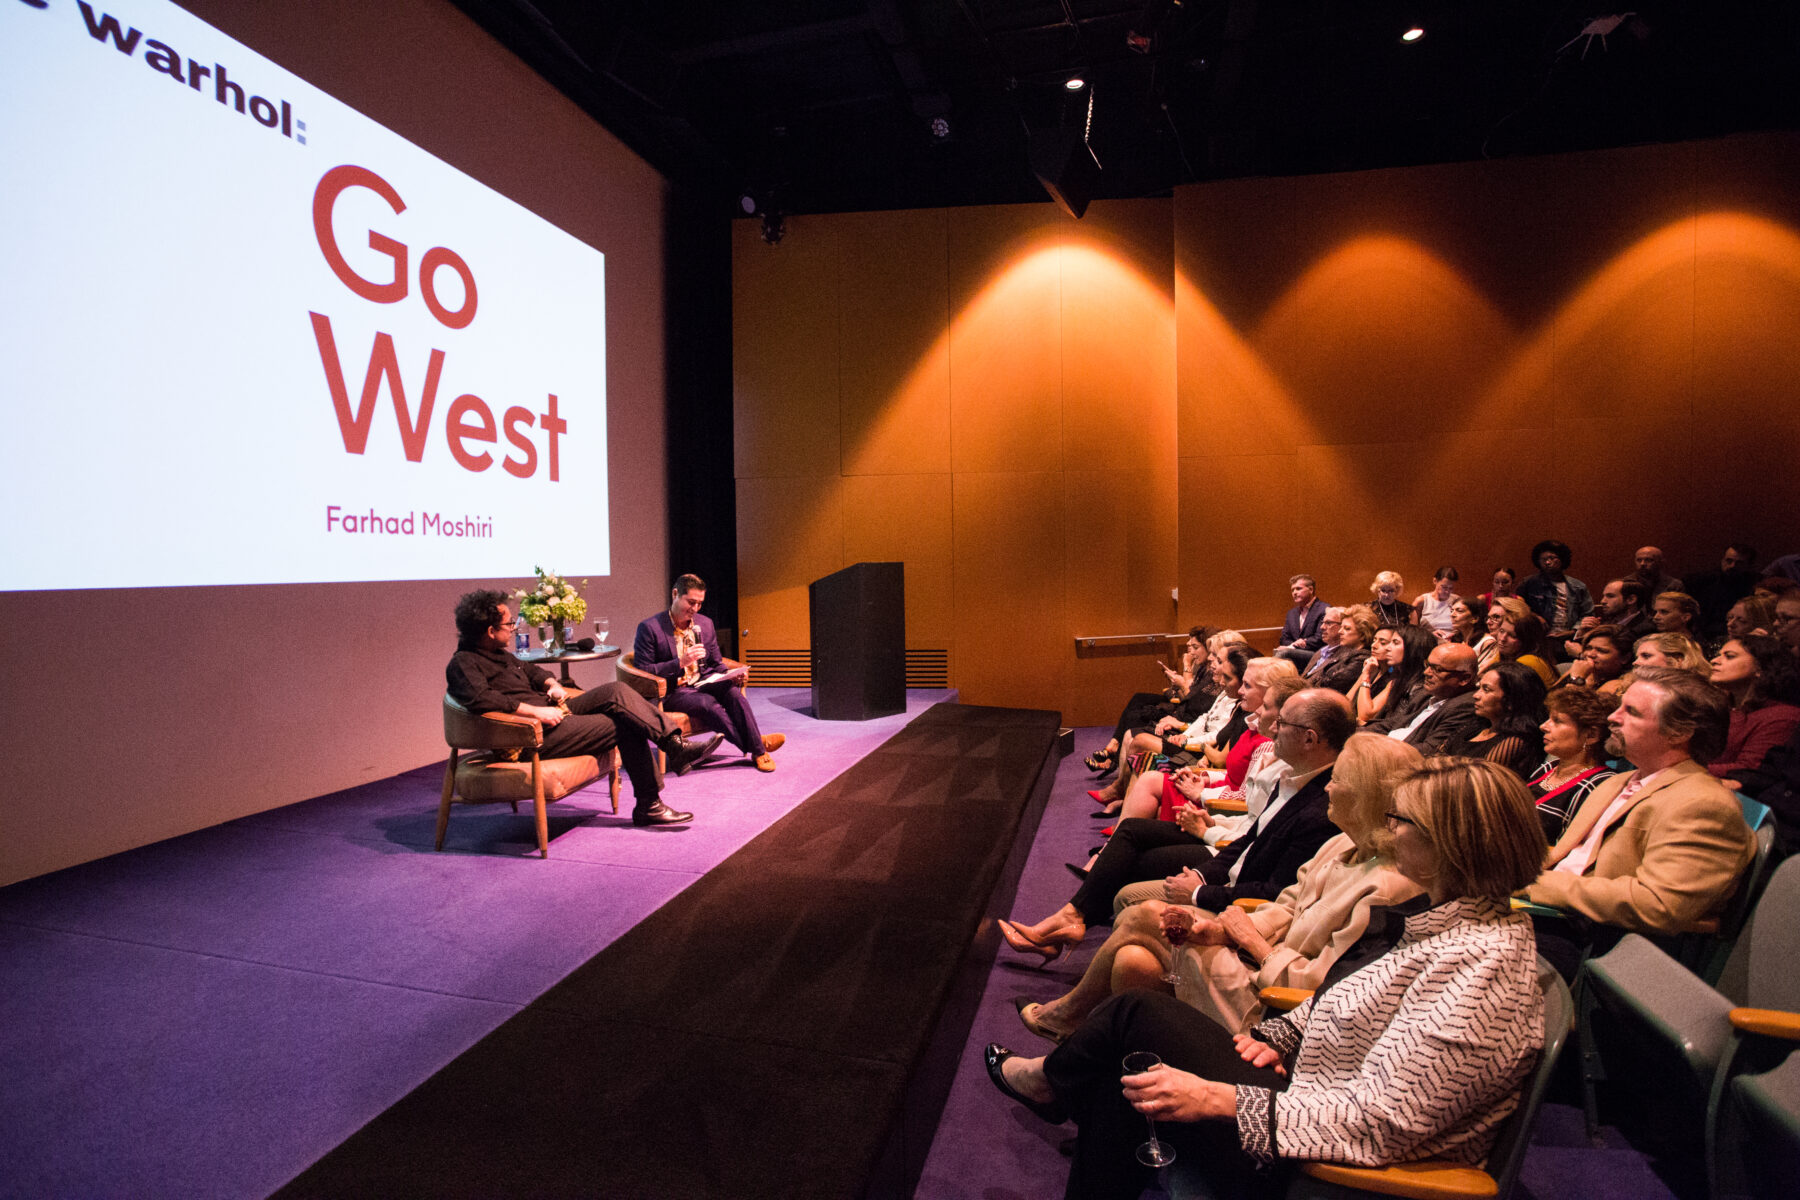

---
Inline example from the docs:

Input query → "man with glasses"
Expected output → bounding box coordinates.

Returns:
[1364,643,1482,754]
[1774,594,1800,657]
[448,589,723,826]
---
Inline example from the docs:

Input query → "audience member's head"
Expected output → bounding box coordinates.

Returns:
[1541,687,1617,768]
[1474,661,1550,740]
[1289,574,1318,607]
[1633,546,1668,581]
[1388,759,1547,902]
[1651,591,1701,636]
[1370,571,1405,606]
[1488,596,1530,638]
[1335,734,1426,857]
[1449,596,1486,642]
[1275,689,1356,767]
[1725,595,1776,642]
[453,588,510,648]
[1632,631,1711,677]
[1755,576,1799,604]
[1531,540,1573,577]
[1215,644,1254,696]
[1489,566,1518,597]
[1391,625,1437,697]
[1579,625,1632,683]
[1721,544,1758,574]
[1776,593,1800,655]
[1317,606,1346,648]
[1599,578,1650,622]
[1423,642,1479,699]
[1497,612,1547,663]
[1429,565,1460,596]
[1615,667,1731,767]
[1338,604,1377,648]
[1710,634,1800,713]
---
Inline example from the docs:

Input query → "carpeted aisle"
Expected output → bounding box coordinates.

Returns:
[275,702,1062,1200]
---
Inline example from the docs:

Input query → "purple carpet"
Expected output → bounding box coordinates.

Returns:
[0,688,949,1200]
[914,726,1685,1200]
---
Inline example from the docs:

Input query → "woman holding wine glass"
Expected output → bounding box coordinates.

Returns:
[984,758,1548,1200]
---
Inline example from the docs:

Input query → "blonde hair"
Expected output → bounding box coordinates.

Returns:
[1633,631,1711,675]
[1247,656,1299,687]
[1493,596,1531,624]
[1391,758,1548,899]
[1334,735,1425,857]
[1372,571,1405,594]
[1340,604,1379,645]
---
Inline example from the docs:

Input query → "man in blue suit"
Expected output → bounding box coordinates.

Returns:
[633,574,786,772]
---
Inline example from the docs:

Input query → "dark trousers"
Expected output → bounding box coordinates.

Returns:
[1112,692,1175,747]
[1071,818,1214,927]
[665,680,765,756]
[1044,991,1287,1200]
[540,682,678,809]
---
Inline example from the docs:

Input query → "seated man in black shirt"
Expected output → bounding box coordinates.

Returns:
[446,589,723,826]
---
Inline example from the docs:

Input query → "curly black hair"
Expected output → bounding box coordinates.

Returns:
[454,589,510,647]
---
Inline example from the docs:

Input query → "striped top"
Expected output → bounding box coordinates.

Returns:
[1234,896,1543,1168]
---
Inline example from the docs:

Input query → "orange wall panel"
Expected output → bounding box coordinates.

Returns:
[946,206,1065,474]
[836,209,952,477]
[840,473,955,648]
[733,217,841,478]
[951,470,1070,715]
[735,474,844,651]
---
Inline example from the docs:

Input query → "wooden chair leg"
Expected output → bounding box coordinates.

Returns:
[436,751,458,851]
[531,753,550,858]
[609,750,621,813]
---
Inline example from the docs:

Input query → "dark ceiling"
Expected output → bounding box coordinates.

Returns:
[453,0,1800,216]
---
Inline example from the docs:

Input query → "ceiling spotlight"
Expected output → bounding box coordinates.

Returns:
[929,115,951,140]
[1401,27,1425,42]
[738,192,758,215]
[1064,76,1086,91]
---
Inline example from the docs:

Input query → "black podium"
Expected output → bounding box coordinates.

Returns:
[809,561,906,721]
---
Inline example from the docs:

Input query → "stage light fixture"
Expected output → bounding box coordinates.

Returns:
[1064,76,1086,91]
[929,115,951,140]
[738,192,759,215]
[1401,27,1425,42]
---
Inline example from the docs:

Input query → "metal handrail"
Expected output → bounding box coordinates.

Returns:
[1074,626,1281,650]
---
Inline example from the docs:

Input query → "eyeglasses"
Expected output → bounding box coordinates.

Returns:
[1383,810,1421,831]
[496,620,519,630]
[1279,720,1318,737]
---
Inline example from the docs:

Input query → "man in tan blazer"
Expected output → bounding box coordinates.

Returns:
[1525,666,1754,977]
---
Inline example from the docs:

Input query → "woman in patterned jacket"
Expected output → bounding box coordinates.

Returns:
[983,758,1548,1200]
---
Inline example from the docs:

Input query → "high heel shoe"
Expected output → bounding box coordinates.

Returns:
[1086,789,1120,809]
[998,919,1084,964]
[1064,862,1089,882]
[1083,750,1117,773]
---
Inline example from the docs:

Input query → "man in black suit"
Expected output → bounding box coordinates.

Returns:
[1363,642,1482,755]
[1062,689,1352,925]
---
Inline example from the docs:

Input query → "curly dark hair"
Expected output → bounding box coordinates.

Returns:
[1531,539,1574,570]
[1735,633,1800,710]
[454,589,510,647]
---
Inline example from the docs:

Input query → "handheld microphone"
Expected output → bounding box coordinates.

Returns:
[573,636,598,652]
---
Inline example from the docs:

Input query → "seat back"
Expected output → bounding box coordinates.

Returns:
[1685,822,1778,985]
[442,693,540,752]
[1738,793,1772,831]
[1744,855,1800,1012]
[1483,959,1574,1198]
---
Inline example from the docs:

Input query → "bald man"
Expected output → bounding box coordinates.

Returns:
[1632,546,1683,602]
[1365,642,1483,754]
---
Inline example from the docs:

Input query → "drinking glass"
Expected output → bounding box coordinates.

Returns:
[1162,920,1189,985]
[1122,1052,1175,1167]
[594,618,610,647]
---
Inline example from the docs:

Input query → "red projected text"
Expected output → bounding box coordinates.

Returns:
[308,164,564,481]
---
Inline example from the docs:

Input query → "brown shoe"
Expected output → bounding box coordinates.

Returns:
[762,733,786,753]
[754,753,777,772]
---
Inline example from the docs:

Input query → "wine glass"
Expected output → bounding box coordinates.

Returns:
[1162,913,1190,985]
[1122,1052,1175,1167]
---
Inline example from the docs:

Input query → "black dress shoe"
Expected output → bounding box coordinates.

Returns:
[663,733,725,776]
[631,801,693,827]
[983,1043,1067,1124]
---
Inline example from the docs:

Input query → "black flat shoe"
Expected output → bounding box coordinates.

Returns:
[1064,862,1089,882]
[664,733,725,776]
[983,1044,1068,1123]
[632,801,693,827]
